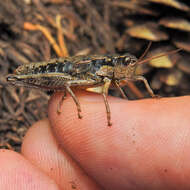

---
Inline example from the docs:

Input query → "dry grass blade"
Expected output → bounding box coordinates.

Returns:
[56,15,69,57]
[111,1,157,16]
[159,17,190,32]
[160,69,183,86]
[24,22,63,57]
[177,56,190,74]
[126,23,169,41]
[1,0,190,151]
[173,39,190,53]
[148,0,190,12]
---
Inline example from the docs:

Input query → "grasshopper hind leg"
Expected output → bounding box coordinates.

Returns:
[56,77,113,126]
[58,78,101,120]
[57,86,82,119]
[66,85,82,119]
[57,90,67,114]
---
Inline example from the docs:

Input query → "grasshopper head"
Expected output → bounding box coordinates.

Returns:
[114,54,138,80]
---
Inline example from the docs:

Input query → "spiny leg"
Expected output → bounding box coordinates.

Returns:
[66,85,82,119]
[114,80,128,99]
[63,78,100,120]
[57,89,67,114]
[132,76,157,98]
[102,77,112,126]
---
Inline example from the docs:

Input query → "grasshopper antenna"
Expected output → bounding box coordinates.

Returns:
[137,48,182,65]
[138,41,152,62]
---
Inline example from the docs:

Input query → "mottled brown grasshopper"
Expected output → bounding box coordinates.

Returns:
[7,46,180,126]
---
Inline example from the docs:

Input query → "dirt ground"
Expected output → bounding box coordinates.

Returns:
[1,0,190,151]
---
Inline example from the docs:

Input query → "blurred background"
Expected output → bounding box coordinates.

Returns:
[0,0,190,151]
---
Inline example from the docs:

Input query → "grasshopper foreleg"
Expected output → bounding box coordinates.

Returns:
[132,76,157,98]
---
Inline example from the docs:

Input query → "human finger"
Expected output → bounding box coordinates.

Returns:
[0,149,59,189]
[21,119,101,190]
[48,92,190,190]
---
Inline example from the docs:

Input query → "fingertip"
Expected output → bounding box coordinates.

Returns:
[21,118,101,190]
[48,92,190,189]
[0,149,59,189]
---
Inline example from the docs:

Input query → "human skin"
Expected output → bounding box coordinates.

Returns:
[0,91,190,189]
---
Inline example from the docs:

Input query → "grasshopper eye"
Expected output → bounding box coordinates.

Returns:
[124,56,131,66]
[124,56,137,66]
[126,55,137,66]
[130,58,137,66]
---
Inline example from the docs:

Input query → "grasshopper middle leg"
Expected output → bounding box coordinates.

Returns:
[114,80,128,99]
[102,77,112,126]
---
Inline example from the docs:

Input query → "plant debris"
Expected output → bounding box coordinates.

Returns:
[1,0,190,151]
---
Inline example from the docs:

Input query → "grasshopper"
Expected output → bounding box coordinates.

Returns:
[7,46,180,126]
